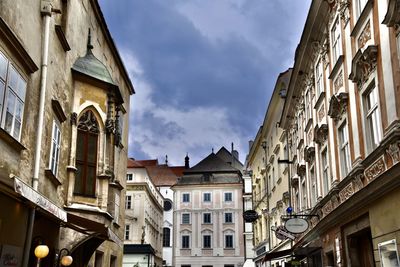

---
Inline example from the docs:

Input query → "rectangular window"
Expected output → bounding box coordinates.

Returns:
[310,166,317,207]
[163,227,171,247]
[203,192,211,202]
[321,148,330,195]
[331,18,342,63]
[182,235,190,249]
[203,235,211,248]
[182,193,190,202]
[339,122,351,177]
[224,212,233,223]
[126,173,133,181]
[301,178,307,210]
[49,120,61,176]
[315,59,324,96]
[364,85,382,152]
[224,192,232,202]
[125,225,130,240]
[182,213,190,224]
[203,213,211,224]
[0,52,26,141]
[225,235,234,248]
[125,195,132,209]
[356,0,368,18]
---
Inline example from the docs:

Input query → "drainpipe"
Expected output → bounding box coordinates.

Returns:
[22,2,53,267]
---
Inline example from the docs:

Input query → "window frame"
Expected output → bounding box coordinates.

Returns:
[125,195,132,209]
[225,234,234,248]
[163,227,171,247]
[125,224,130,240]
[224,212,233,223]
[338,121,351,177]
[203,212,212,224]
[321,147,330,195]
[181,213,191,224]
[224,192,233,202]
[331,17,342,64]
[49,119,61,176]
[315,58,325,96]
[126,173,133,181]
[182,193,190,203]
[363,82,382,153]
[355,0,368,19]
[181,235,190,249]
[203,192,211,202]
[203,234,212,249]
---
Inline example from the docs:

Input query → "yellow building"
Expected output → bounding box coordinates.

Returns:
[0,0,134,266]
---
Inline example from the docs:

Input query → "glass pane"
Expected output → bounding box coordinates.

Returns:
[74,164,83,194]
[87,134,97,163]
[4,92,16,134]
[16,76,26,101]
[13,100,23,138]
[76,131,85,161]
[86,166,96,195]
[0,53,7,80]
[8,66,18,90]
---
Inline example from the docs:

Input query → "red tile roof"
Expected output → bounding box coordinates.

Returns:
[127,158,158,168]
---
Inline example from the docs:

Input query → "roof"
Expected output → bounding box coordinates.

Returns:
[215,146,244,170]
[184,152,240,174]
[146,165,181,186]
[170,166,185,176]
[127,158,158,168]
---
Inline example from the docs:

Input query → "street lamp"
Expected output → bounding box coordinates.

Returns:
[56,248,73,267]
[34,244,49,267]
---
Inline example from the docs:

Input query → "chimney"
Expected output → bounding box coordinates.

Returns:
[185,153,190,169]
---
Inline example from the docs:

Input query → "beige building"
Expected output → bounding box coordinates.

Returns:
[246,69,292,267]
[172,147,245,267]
[0,0,133,267]
[124,159,164,267]
[262,0,400,265]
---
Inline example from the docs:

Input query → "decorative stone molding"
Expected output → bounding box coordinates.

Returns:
[357,21,371,49]
[327,92,349,121]
[386,141,400,164]
[353,174,364,191]
[364,155,386,182]
[304,146,316,163]
[349,45,378,87]
[70,112,78,125]
[331,193,340,209]
[382,0,400,27]
[333,70,344,93]
[322,200,333,216]
[314,124,329,145]
[291,174,300,186]
[297,161,307,176]
[338,0,351,25]
[339,182,354,203]
[77,110,99,133]
[318,104,325,122]
[105,118,115,134]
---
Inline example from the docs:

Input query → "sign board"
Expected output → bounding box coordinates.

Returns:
[14,177,67,222]
[284,218,309,234]
[243,210,259,223]
[275,226,295,241]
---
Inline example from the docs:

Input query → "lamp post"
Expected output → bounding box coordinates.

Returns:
[56,248,73,267]
[34,244,49,267]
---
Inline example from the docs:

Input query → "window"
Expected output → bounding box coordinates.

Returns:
[125,195,132,209]
[125,225,130,240]
[331,18,342,63]
[163,227,171,247]
[224,212,233,223]
[164,199,172,211]
[126,173,133,181]
[203,192,211,202]
[301,177,307,210]
[356,0,368,18]
[364,85,382,152]
[310,166,317,207]
[321,148,330,195]
[225,235,234,248]
[182,213,191,224]
[182,235,190,248]
[0,52,27,141]
[203,213,211,224]
[339,122,351,177]
[49,120,61,176]
[315,59,324,96]
[224,192,232,202]
[203,235,211,248]
[74,110,99,196]
[110,255,116,267]
[182,193,190,202]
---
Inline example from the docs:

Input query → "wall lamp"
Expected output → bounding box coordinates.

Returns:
[33,237,49,267]
[56,248,73,267]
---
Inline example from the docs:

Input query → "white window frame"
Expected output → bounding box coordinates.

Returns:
[125,195,132,209]
[309,165,317,207]
[355,0,368,19]
[203,234,212,248]
[49,119,61,176]
[203,192,211,202]
[203,212,212,224]
[182,193,190,203]
[0,51,27,141]
[125,224,130,240]
[225,234,234,248]
[315,58,324,96]
[321,147,330,195]
[182,213,191,224]
[363,83,382,153]
[338,121,351,177]
[181,235,190,249]
[224,192,233,202]
[126,173,133,181]
[224,212,233,223]
[331,17,342,64]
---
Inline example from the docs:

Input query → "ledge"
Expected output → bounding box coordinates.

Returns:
[314,92,326,110]
[351,0,374,37]
[55,25,71,52]
[328,55,344,80]
[45,169,61,187]
[0,127,26,152]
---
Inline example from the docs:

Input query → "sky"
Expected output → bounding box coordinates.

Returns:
[98,0,312,167]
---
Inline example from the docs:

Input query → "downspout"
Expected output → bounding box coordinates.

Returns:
[22,2,53,267]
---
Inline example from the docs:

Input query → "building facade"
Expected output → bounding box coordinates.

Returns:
[124,159,164,267]
[246,70,292,267]
[0,0,134,266]
[172,148,245,267]
[263,0,400,266]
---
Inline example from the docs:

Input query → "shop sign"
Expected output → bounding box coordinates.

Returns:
[273,226,295,241]
[284,217,309,234]
[243,210,259,222]
[14,177,67,222]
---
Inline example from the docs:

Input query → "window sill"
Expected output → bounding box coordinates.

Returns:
[314,92,326,110]
[0,127,26,152]
[73,193,97,199]
[328,55,344,80]
[45,169,61,187]
[351,0,374,38]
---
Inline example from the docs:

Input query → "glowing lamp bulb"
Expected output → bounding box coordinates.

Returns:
[61,255,73,266]
[34,245,49,259]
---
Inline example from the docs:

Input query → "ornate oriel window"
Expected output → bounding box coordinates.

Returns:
[74,110,99,196]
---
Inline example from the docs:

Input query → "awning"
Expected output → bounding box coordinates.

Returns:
[66,213,123,248]
[263,246,322,261]
[263,249,293,261]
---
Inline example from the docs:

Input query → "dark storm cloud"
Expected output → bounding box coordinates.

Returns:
[99,0,311,164]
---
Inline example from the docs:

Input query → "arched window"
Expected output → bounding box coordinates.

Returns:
[74,110,99,196]
[163,227,171,247]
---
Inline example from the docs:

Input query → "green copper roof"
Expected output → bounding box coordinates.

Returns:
[72,49,116,86]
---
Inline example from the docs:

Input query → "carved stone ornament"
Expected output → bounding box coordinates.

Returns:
[353,174,364,191]
[338,0,351,25]
[291,174,300,186]
[358,21,371,49]
[322,200,333,217]
[327,92,349,121]
[349,45,378,88]
[314,124,329,145]
[77,110,99,133]
[318,104,325,122]
[297,161,307,176]
[304,146,316,163]
[386,141,400,164]
[339,182,354,203]
[105,118,115,134]
[71,112,78,125]
[382,0,400,27]
[364,156,386,182]
[334,70,344,93]
[331,193,340,208]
